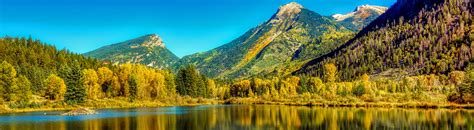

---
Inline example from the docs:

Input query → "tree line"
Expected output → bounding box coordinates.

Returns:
[0,37,216,108]
[1,36,473,109]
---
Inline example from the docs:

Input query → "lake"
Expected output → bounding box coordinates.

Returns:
[0,105,472,130]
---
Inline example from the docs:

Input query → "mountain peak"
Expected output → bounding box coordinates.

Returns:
[275,2,304,20]
[354,4,388,14]
[140,34,165,48]
[332,4,387,22]
[85,33,178,69]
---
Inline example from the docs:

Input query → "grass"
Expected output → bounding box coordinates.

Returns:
[224,97,474,109]
[1,95,473,114]
[0,96,222,114]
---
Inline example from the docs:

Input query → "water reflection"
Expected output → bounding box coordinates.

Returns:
[0,105,472,130]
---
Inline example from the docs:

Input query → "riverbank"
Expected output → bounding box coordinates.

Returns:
[1,96,473,114]
[0,97,221,114]
[225,97,474,109]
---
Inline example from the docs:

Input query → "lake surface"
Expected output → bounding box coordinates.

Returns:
[0,105,472,130]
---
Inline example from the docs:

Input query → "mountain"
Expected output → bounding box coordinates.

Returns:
[176,2,354,79]
[297,0,473,80]
[85,34,179,69]
[332,5,388,31]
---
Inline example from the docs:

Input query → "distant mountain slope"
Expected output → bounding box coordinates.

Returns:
[85,34,179,69]
[332,5,388,31]
[297,0,473,80]
[176,2,354,79]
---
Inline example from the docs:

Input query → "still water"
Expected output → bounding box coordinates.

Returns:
[0,105,472,130]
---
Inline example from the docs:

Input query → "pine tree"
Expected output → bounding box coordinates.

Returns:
[128,75,138,102]
[176,65,207,97]
[62,63,86,104]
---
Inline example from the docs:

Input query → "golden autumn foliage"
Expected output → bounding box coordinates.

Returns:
[43,74,67,101]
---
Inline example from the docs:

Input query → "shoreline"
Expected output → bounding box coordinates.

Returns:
[1,98,473,114]
[225,99,474,109]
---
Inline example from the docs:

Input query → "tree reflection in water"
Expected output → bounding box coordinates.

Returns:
[0,105,473,130]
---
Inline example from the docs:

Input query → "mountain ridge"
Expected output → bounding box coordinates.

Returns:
[85,34,179,69]
[332,4,388,31]
[176,2,354,79]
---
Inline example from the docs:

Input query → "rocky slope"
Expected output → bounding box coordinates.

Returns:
[85,34,179,69]
[332,5,388,31]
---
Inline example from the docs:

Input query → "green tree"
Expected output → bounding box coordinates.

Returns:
[308,77,324,94]
[15,75,32,103]
[353,83,366,97]
[61,63,86,104]
[0,61,31,103]
[128,75,138,102]
[176,65,206,97]
[162,70,177,96]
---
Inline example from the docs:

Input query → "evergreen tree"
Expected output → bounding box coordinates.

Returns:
[176,65,207,97]
[62,63,86,104]
[128,75,138,102]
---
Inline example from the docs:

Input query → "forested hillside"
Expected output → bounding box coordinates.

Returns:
[0,37,103,92]
[177,2,354,79]
[0,37,215,107]
[298,0,473,81]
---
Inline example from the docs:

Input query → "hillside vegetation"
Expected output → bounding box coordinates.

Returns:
[176,2,354,79]
[1,0,473,112]
[299,0,473,81]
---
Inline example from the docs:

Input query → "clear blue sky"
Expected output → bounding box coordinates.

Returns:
[0,0,396,57]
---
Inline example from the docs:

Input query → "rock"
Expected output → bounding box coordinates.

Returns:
[275,2,303,19]
[62,108,97,116]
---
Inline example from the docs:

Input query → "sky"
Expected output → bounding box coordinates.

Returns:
[0,0,396,57]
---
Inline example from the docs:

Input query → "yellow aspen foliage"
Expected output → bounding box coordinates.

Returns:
[43,74,67,101]
[82,69,100,100]
[324,63,338,82]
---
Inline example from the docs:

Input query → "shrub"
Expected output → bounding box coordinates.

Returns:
[352,83,365,97]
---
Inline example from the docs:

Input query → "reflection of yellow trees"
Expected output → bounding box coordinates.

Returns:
[329,110,338,130]
[363,110,372,130]
[454,112,467,126]
[4,106,474,129]
[235,105,253,126]
[84,119,102,130]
